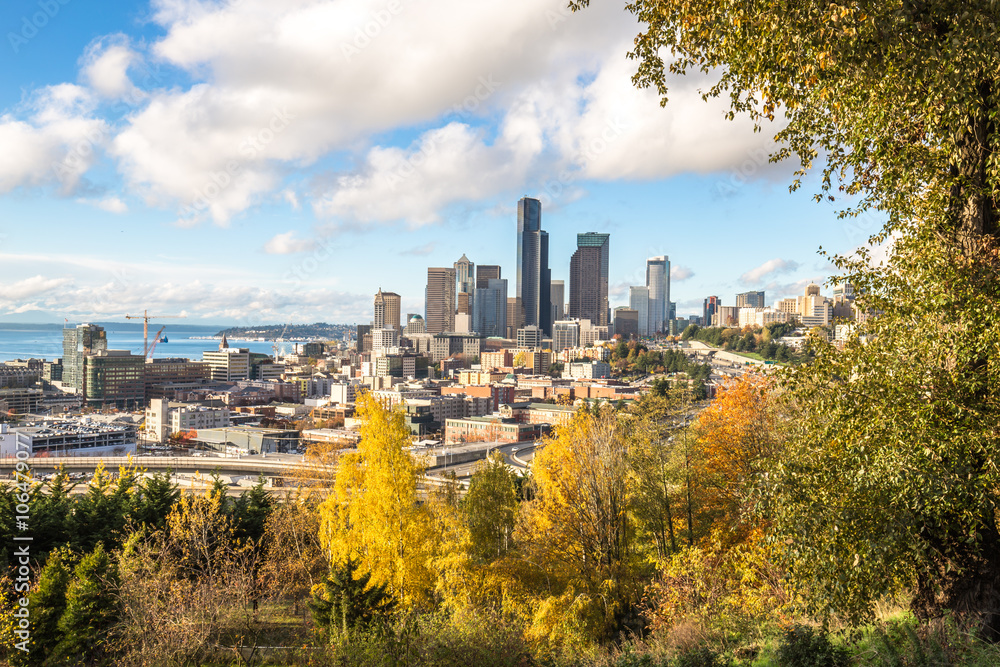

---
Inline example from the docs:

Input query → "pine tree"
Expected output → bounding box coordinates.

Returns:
[50,544,120,664]
[24,549,72,665]
[309,558,395,638]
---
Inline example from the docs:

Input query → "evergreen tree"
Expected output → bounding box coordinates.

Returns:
[309,558,395,638]
[25,549,73,665]
[51,544,120,664]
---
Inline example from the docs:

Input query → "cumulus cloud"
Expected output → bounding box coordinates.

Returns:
[0,85,107,195]
[80,36,143,100]
[1,0,790,227]
[263,231,317,255]
[740,258,800,284]
[671,265,694,281]
[77,196,128,213]
[0,276,73,301]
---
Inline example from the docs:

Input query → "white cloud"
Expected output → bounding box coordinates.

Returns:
[0,85,107,195]
[671,266,694,281]
[400,243,436,257]
[740,258,801,284]
[263,231,317,255]
[0,276,73,301]
[80,36,143,100]
[77,196,128,213]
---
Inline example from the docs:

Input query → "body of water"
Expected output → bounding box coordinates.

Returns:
[0,324,289,363]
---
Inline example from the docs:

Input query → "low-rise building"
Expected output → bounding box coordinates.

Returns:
[0,420,136,457]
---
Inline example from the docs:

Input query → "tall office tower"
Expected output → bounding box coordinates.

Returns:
[472,278,508,338]
[454,254,475,294]
[550,280,565,323]
[735,290,766,309]
[373,289,402,332]
[62,323,108,392]
[629,286,650,336]
[425,267,457,333]
[646,256,670,334]
[516,196,552,335]
[456,292,471,315]
[703,296,720,326]
[506,297,523,339]
[476,264,501,289]
[569,233,611,326]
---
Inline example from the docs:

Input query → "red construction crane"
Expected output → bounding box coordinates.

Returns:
[125,310,186,356]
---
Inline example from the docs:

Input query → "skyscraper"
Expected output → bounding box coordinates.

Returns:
[62,323,107,392]
[550,279,565,323]
[476,264,501,289]
[516,196,552,336]
[472,278,508,338]
[569,233,610,326]
[373,289,402,331]
[646,256,670,334]
[629,286,650,336]
[454,254,475,317]
[425,267,457,334]
[703,296,720,326]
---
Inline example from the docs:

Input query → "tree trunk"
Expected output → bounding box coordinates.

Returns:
[948,79,999,254]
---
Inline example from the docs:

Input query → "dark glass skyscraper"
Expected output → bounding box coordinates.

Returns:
[569,232,610,326]
[516,197,552,335]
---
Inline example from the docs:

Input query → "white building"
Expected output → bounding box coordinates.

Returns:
[145,398,230,443]
[563,361,612,379]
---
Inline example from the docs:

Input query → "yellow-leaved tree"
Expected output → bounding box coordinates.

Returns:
[318,392,435,607]
[516,405,644,650]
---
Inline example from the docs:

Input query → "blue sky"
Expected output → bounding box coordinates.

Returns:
[0,0,880,326]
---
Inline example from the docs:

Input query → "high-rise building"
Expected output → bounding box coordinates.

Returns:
[506,297,523,339]
[550,280,565,323]
[646,256,670,334]
[455,254,475,317]
[703,296,720,327]
[735,291,765,309]
[472,278,508,338]
[476,265,501,289]
[454,254,475,294]
[516,196,552,336]
[425,267,457,334]
[83,350,146,408]
[613,308,639,340]
[629,286,650,336]
[569,233,610,326]
[61,324,108,392]
[373,289,402,332]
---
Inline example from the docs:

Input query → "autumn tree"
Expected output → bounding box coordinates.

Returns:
[517,406,643,643]
[571,0,1000,632]
[463,451,519,563]
[318,392,435,606]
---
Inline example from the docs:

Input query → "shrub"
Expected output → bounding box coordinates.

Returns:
[775,625,849,667]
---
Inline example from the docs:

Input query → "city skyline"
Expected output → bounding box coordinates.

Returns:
[0,0,873,327]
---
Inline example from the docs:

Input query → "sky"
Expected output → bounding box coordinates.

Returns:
[0,0,882,327]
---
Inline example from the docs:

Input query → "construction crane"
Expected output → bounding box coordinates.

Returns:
[145,326,167,359]
[273,322,291,360]
[125,310,186,357]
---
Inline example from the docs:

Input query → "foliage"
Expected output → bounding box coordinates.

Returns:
[310,557,396,639]
[770,231,1000,630]
[24,549,73,665]
[775,625,850,667]
[517,406,644,644]
[463,451,519,563]
[319,392,436,606]
[50,543,120,665]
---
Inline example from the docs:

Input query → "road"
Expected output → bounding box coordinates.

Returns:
[426,441,537,480]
